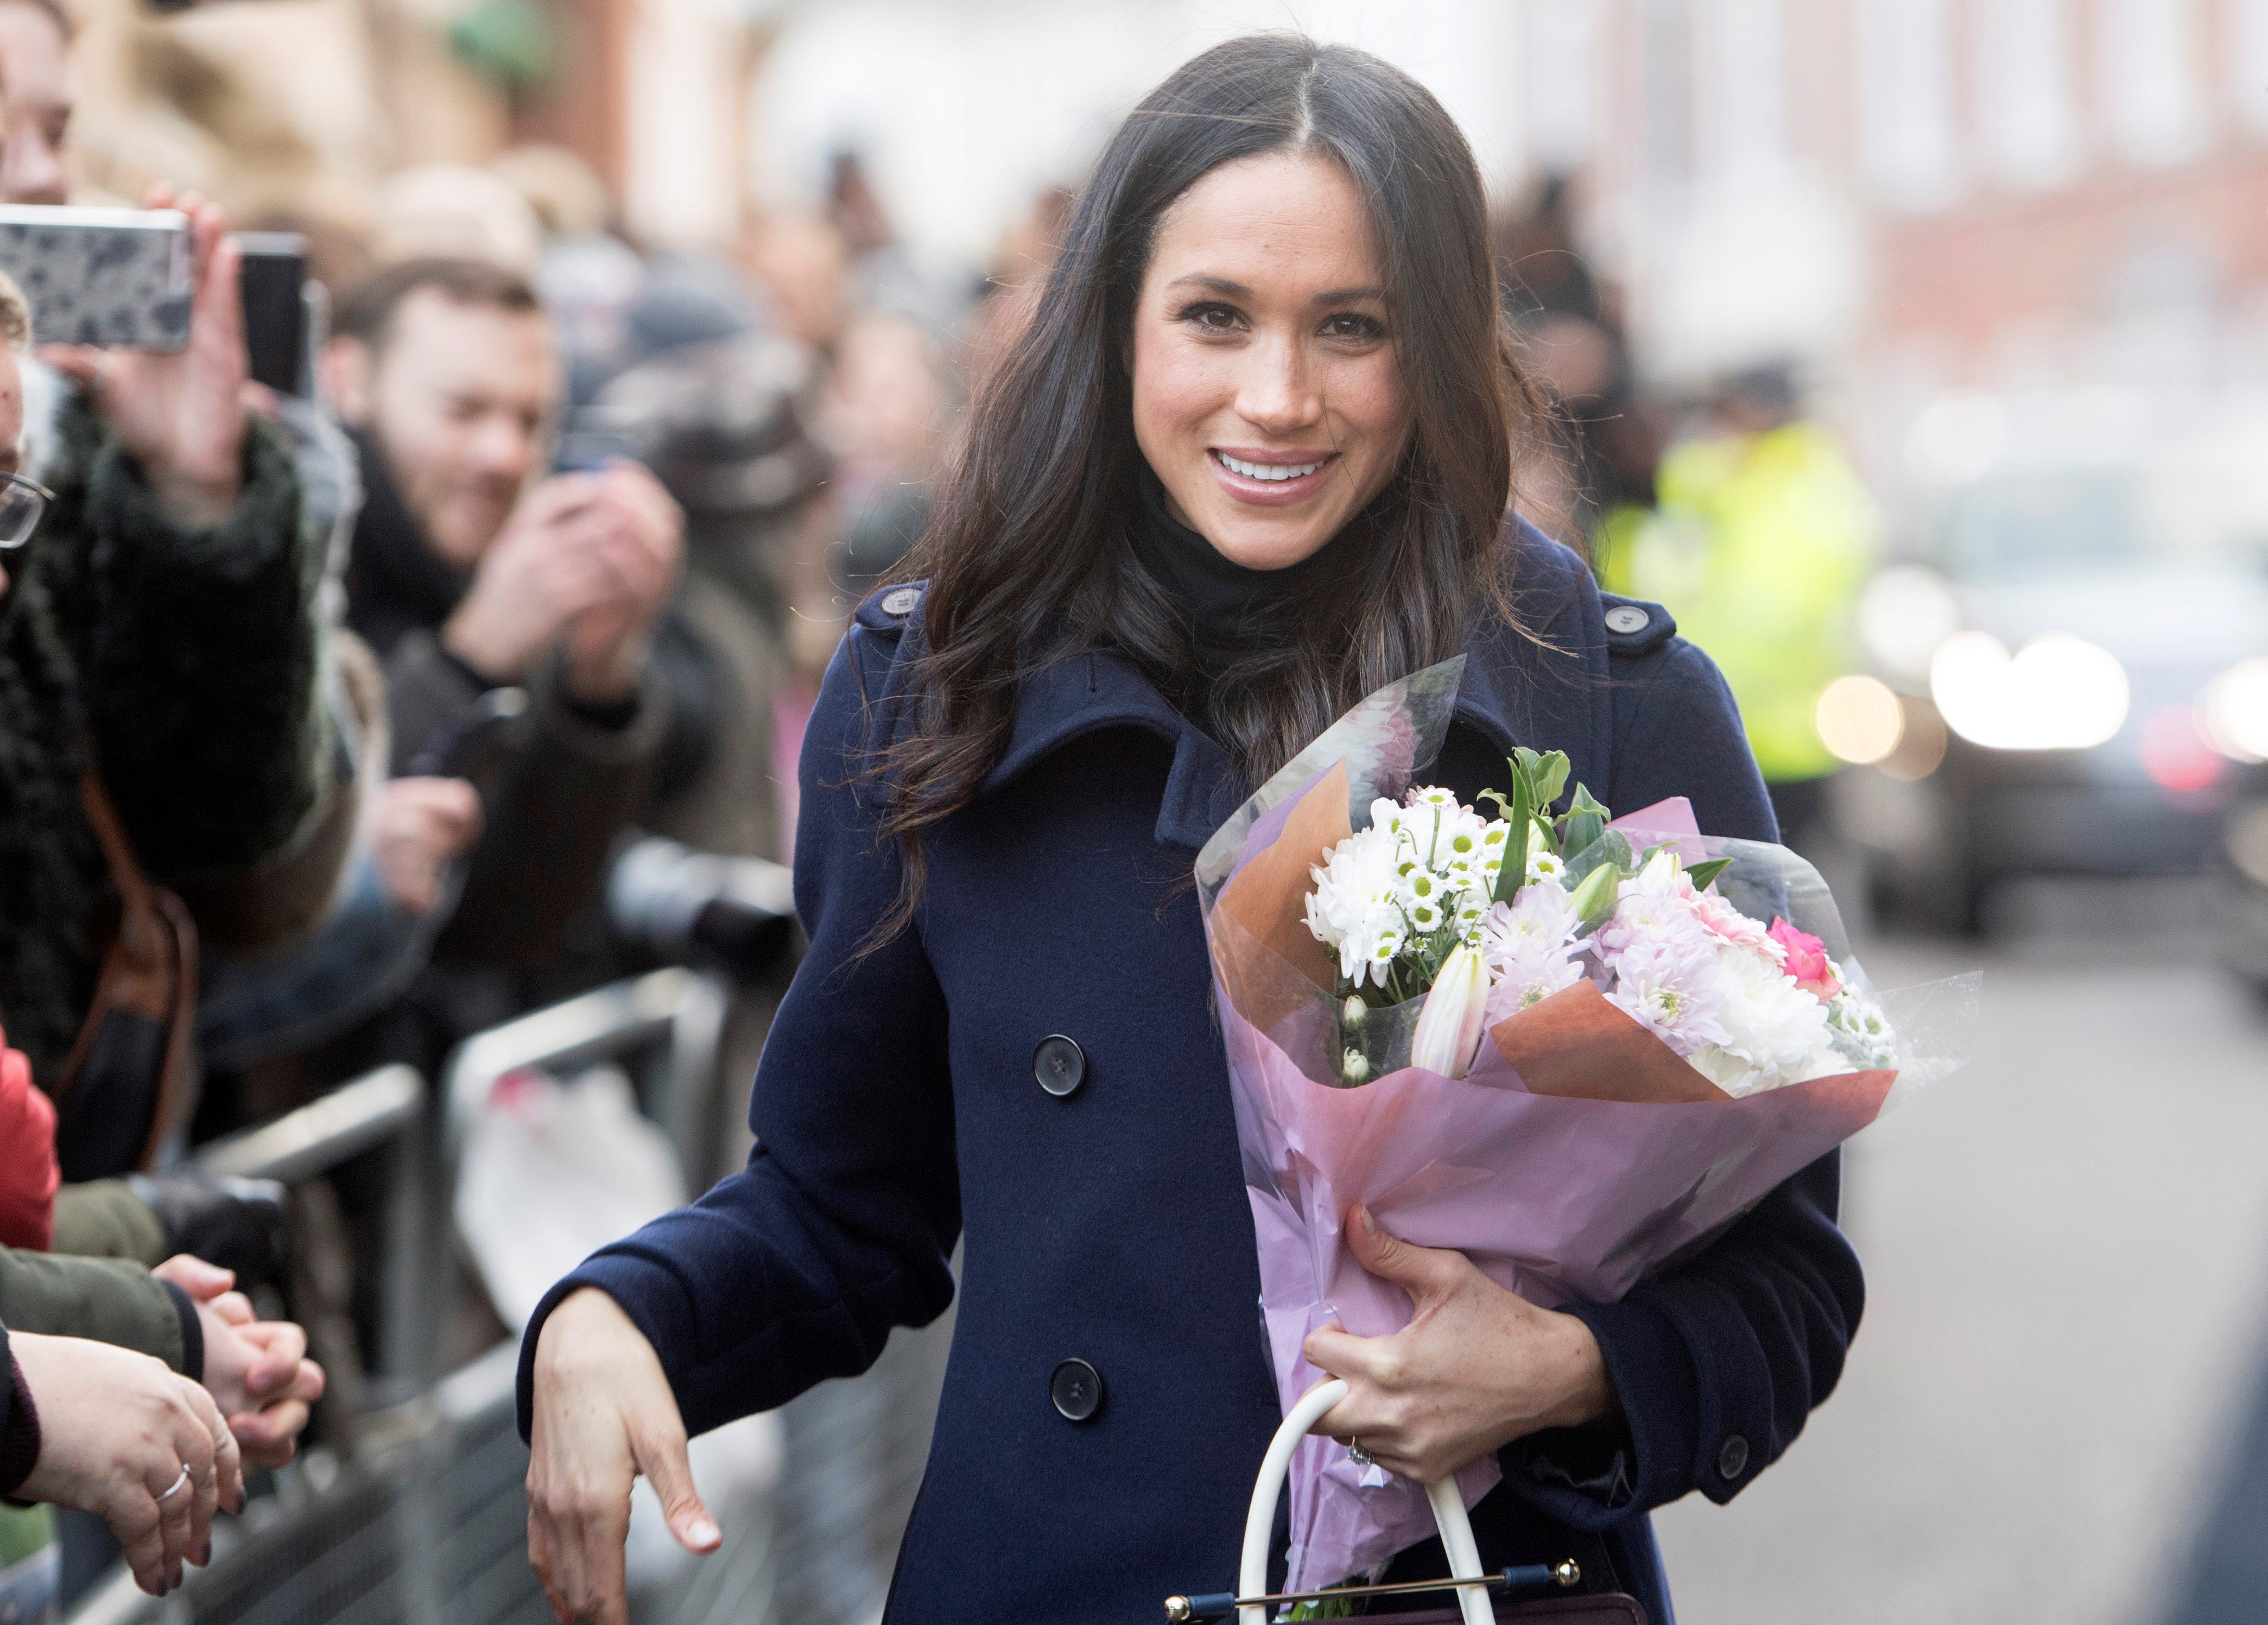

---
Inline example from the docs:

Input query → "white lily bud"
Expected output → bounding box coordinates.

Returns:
[1410,941,1488,1079]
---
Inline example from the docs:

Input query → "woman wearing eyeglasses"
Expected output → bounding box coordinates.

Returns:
[0,191,357,1091]
[0,191,339,1596]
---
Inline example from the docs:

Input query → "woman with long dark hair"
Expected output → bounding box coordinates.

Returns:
[522,36,1859,1624]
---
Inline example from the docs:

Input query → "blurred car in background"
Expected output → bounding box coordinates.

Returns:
[1827,391,2268,939]
[2218,760,2268,1000]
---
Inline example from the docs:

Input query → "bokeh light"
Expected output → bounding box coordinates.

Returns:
[1815,674,1905,766]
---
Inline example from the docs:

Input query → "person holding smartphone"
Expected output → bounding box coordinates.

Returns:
[0,240,328,1593]
[0,175,357,1219]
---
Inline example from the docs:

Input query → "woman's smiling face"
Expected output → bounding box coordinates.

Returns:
[1130,150,1412,571]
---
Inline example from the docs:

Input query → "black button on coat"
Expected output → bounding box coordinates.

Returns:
[1051,1357,1105,1422]
[1032,1034,1087,1097]
[519,523,1864,1624]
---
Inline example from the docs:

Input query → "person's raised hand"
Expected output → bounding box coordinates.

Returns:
[14,1330,243,1595]
[367,777,484,914]
[40,186,249,529]
[527,1288,718,1625]
[558,463,684,706]
[1302,1204,1618,1485]
[153,1256,326,1468]
[440,474,616,685]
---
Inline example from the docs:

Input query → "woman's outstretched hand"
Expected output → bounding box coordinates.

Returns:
[1304,1205,1619,1485]
[526,1288,720,1625]
[14,1330,244,1596]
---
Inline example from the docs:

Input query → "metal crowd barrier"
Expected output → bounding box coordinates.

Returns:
[65,966,951,1625]
[197,1064,434,1405]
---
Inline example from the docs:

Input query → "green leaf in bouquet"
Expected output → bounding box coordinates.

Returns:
[1559,784,1610,858]
[1489,769,1532,905]
[1569,859,1620,925]
[1562,827,1631,887]
[1525,748,1570,812]
[1685,856,1733,892]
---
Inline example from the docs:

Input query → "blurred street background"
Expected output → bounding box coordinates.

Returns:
[22,0,2268,1622]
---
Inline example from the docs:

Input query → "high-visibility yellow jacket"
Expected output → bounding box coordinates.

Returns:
[1601,422,1879,783]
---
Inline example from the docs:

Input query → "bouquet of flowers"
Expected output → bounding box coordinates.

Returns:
[1196,659,1975,1592]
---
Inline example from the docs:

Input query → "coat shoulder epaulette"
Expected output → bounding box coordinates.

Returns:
[853,580,927,637]
[1598,592,1677,659]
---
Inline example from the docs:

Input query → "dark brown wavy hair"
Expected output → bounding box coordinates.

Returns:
[867,34,1545,924]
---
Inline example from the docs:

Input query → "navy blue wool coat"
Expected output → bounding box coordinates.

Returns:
[519,525,1862,1625]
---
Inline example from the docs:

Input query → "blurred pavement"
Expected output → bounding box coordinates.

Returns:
[1655,878,2268,1625]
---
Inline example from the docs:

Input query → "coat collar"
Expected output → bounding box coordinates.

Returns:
[978,630,1598,852]
[881,521,1614,851]
[978,648,1239,850]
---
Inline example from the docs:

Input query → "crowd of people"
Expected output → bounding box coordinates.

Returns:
[0,0,973,1602]
[0,3,1885,1615]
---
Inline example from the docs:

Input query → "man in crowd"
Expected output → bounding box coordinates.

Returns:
[318,256,683,1066]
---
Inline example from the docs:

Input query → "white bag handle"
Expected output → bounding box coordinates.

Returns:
[1238,1378,1493,1625]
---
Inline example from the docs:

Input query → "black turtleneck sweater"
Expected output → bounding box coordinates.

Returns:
[341,430,480,665]
[1124,467,1347,688]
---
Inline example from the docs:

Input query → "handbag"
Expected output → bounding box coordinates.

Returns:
[1164,1379,1649,1624]
[49,767,199,1181]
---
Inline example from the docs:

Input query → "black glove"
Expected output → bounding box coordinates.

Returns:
[125,1171,289,1288]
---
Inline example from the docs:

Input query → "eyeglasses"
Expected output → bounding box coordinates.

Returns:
[0,472,52,551]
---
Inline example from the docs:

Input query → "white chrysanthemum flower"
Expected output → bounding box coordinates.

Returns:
[1686,1043,1764,1097]
[1591,873,1711,959]
[1444,804,1488,847]
[1526,850,1567,883]
[1480,821,1510,851]
[1408,897,1443,933]
[1357,918,1404,988]
[1494,950,1585,1011]
[1369,798,1408,838]
[1706,943,1837,1088]
[1603,931,1731,1055]
[1407,786,1460,811]
[1306,825,1410,978]
[1481,883,1579,965]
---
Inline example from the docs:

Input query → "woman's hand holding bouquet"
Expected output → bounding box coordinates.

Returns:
[1303,1203,1616,1486]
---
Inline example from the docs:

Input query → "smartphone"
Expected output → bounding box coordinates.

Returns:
[234,231,314,395]
[0,205,191,348]
[555,428,642,475]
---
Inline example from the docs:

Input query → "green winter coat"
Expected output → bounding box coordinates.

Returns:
[0,1246,191,1372]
